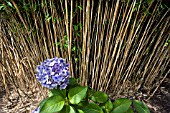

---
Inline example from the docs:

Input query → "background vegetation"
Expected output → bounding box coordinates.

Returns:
[0,0,169,111]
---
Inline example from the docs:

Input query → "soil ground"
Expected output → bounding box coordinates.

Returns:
[147,77,170,113]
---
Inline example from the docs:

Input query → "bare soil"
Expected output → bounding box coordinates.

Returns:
[147,77,170,113]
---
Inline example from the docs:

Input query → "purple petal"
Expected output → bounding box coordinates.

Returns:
[32,107,40,113]
[60,83,67,90]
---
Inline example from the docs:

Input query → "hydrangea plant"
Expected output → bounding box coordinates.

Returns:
[33,57,150,113]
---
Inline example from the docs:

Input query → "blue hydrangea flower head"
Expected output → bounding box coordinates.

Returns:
[36,57,70,89]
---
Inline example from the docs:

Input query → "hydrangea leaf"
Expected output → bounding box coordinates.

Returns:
[88,88,95,98]
[105,100,113,112]
[111,98,132,113]
[133,100,150,113]
[91,91,108,103]
[82,103,104,113]
[39,97,49,109]
[77,98,89,106]
[68,86,88,104]
[49,88,66,98]
[59,105,76,113]
[40,95,65,113]
[68,78,78,86]
[125,108,134,113]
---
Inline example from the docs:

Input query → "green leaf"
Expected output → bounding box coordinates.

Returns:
[79,23,83,29]
[111,98,132,113]
[83,103,103,113]
[77,98,89,106]
[105,100,113,112]
[79,48,82,53]
[91,91,108,103]
[69,106,76,113]
[133,100,150,113]
[74,25,78,31]
[34,3,37,11]
[45,13,52,22]
[67,78,80,90]
[46,16,52,22]
[164,42,168,47]
[40,95,65,113]
[39,98,49,109]
[147,0,152,5]
[49,88,66,98]
[88,88,95,97]
[125,108,134,113]
[78,109,84,113]
[69,78,77,86]
[133,3,140,12]
[98,103,106,112]
[59,105,76,113]
[0,5,5,10]
[75,58,79,62]
[76,32,81,37]
[56,42,60,46]
[23,5,29,11]
[68,86,88,104]
[78,6,83,10]
[49,91,53,97]
[7,2,13,8]
[64,35,68,40]
[64,44,68,48]
[72,46,76,51]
